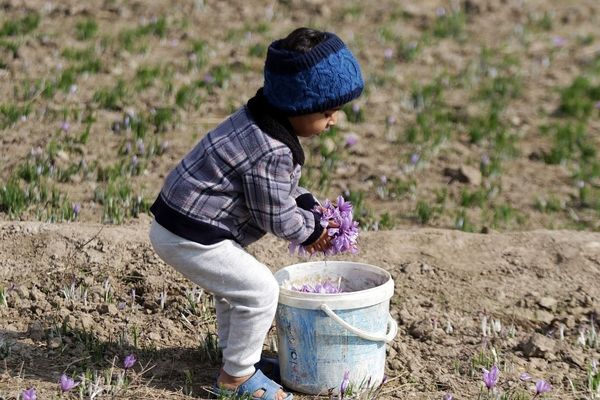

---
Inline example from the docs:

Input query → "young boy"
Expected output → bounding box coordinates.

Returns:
[149,27,363,400]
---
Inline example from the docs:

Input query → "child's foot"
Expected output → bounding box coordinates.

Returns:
[217,369,289,400]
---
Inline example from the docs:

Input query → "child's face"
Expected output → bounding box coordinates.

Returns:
[288,109,340,137]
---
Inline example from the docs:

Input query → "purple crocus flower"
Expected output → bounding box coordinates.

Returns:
[410,153,420,165]
[482,365,499,390]
[442,394,453,400]
[519,372,532,381]
[59,374,79,392]
[22,388,36,400]
[351,103,360,113]
[552,36,566,47]
[136,138,145,155]
[123,354,137,369]
[340,370,350,398]
[481,154,490,166]
[60,121,70,132]
[72,203,81,218]
[336,195,353,216]
[290,196,359,256]
[595,101,600,110]
[203,73,215,85]
[344,133,359,148]
[384,48,394,60]
[535,379,552,395]
[292,278,342,294]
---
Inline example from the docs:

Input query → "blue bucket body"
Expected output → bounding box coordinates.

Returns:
[276,301,389,394]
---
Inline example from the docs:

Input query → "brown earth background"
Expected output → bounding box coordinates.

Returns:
[1,0,600,399]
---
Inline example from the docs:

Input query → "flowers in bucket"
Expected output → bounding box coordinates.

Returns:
[290,277,343,294]
[290,195,359,256]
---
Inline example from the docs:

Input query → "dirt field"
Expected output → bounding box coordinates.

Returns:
[1,0,600,399]
[1,219,599,399]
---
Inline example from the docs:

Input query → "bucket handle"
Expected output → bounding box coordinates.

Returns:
[319,304,398,343]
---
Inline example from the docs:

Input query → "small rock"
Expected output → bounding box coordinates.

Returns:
[97,303,118,316]
[398,308,413,325]
[510,115,522,127]
[443,165,482,186]
[28,321,45,342]
[387,346,397,359]
[561,348,586,368]
[520,333,556,359]
[535,310,554,324]
[388,358,403,371]
[29,287,45,302]
[420,263,434,274]
[59,307,71,319]
[76,313,95,331]
[16,286,29,299]
[408,319,433,340]
[400,261,420,274]
[406,358,422,374]
[459,165,483,186]
[47,336,62,349]
[538,297,558,311]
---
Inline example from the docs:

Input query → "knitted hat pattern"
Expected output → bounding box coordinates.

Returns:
[263,32,364,115]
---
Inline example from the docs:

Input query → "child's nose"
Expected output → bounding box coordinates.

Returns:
[329,113,338,126]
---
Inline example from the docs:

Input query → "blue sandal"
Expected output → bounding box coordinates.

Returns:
[214,369,293,400]
[254,355,281,384]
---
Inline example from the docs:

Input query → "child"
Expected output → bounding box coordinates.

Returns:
[149,27,363,400]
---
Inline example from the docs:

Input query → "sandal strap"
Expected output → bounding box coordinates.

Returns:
[238,369,285,400]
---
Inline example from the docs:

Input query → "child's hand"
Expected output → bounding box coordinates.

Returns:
[304,221,339,254]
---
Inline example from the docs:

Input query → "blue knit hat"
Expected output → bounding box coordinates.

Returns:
[263,32,364,115]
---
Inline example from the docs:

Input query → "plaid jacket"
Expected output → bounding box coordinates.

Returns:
[150,96,322,247]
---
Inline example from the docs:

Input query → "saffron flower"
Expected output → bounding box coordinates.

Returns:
[289,196,359,256]
[340,370,350,398]
[59,374,79,392]
[410,153,420,165]
[535,379,552,396]
[552,36,566,47]
[123,354,137,369]
[442,394,453,400]
[22,388,36,400]
[203,73,215,85]
[482,365,499,390]
[344,133,359,148]
[72,203,81,218]
[292,278,342,294]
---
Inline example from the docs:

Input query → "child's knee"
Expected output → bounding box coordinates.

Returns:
[251,273,279,308]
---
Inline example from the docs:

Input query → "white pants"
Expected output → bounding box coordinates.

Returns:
[149,220,279,377]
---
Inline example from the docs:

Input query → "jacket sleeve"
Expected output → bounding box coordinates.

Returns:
[242,150,323,244]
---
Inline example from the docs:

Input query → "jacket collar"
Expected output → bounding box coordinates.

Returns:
[246,88,305,166]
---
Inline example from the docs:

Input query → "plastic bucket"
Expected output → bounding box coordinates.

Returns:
[274,261,397,395]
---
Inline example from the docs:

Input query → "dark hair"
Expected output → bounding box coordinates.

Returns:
[279,27,327,53]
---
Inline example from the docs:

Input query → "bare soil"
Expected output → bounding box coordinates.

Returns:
[2,0,600,399]
[1,218,600,399]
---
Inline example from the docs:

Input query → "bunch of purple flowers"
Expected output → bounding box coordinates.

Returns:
[292,278,342,294]
[289,196,359,256]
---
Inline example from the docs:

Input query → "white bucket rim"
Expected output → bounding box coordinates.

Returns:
[274,261,395,310]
